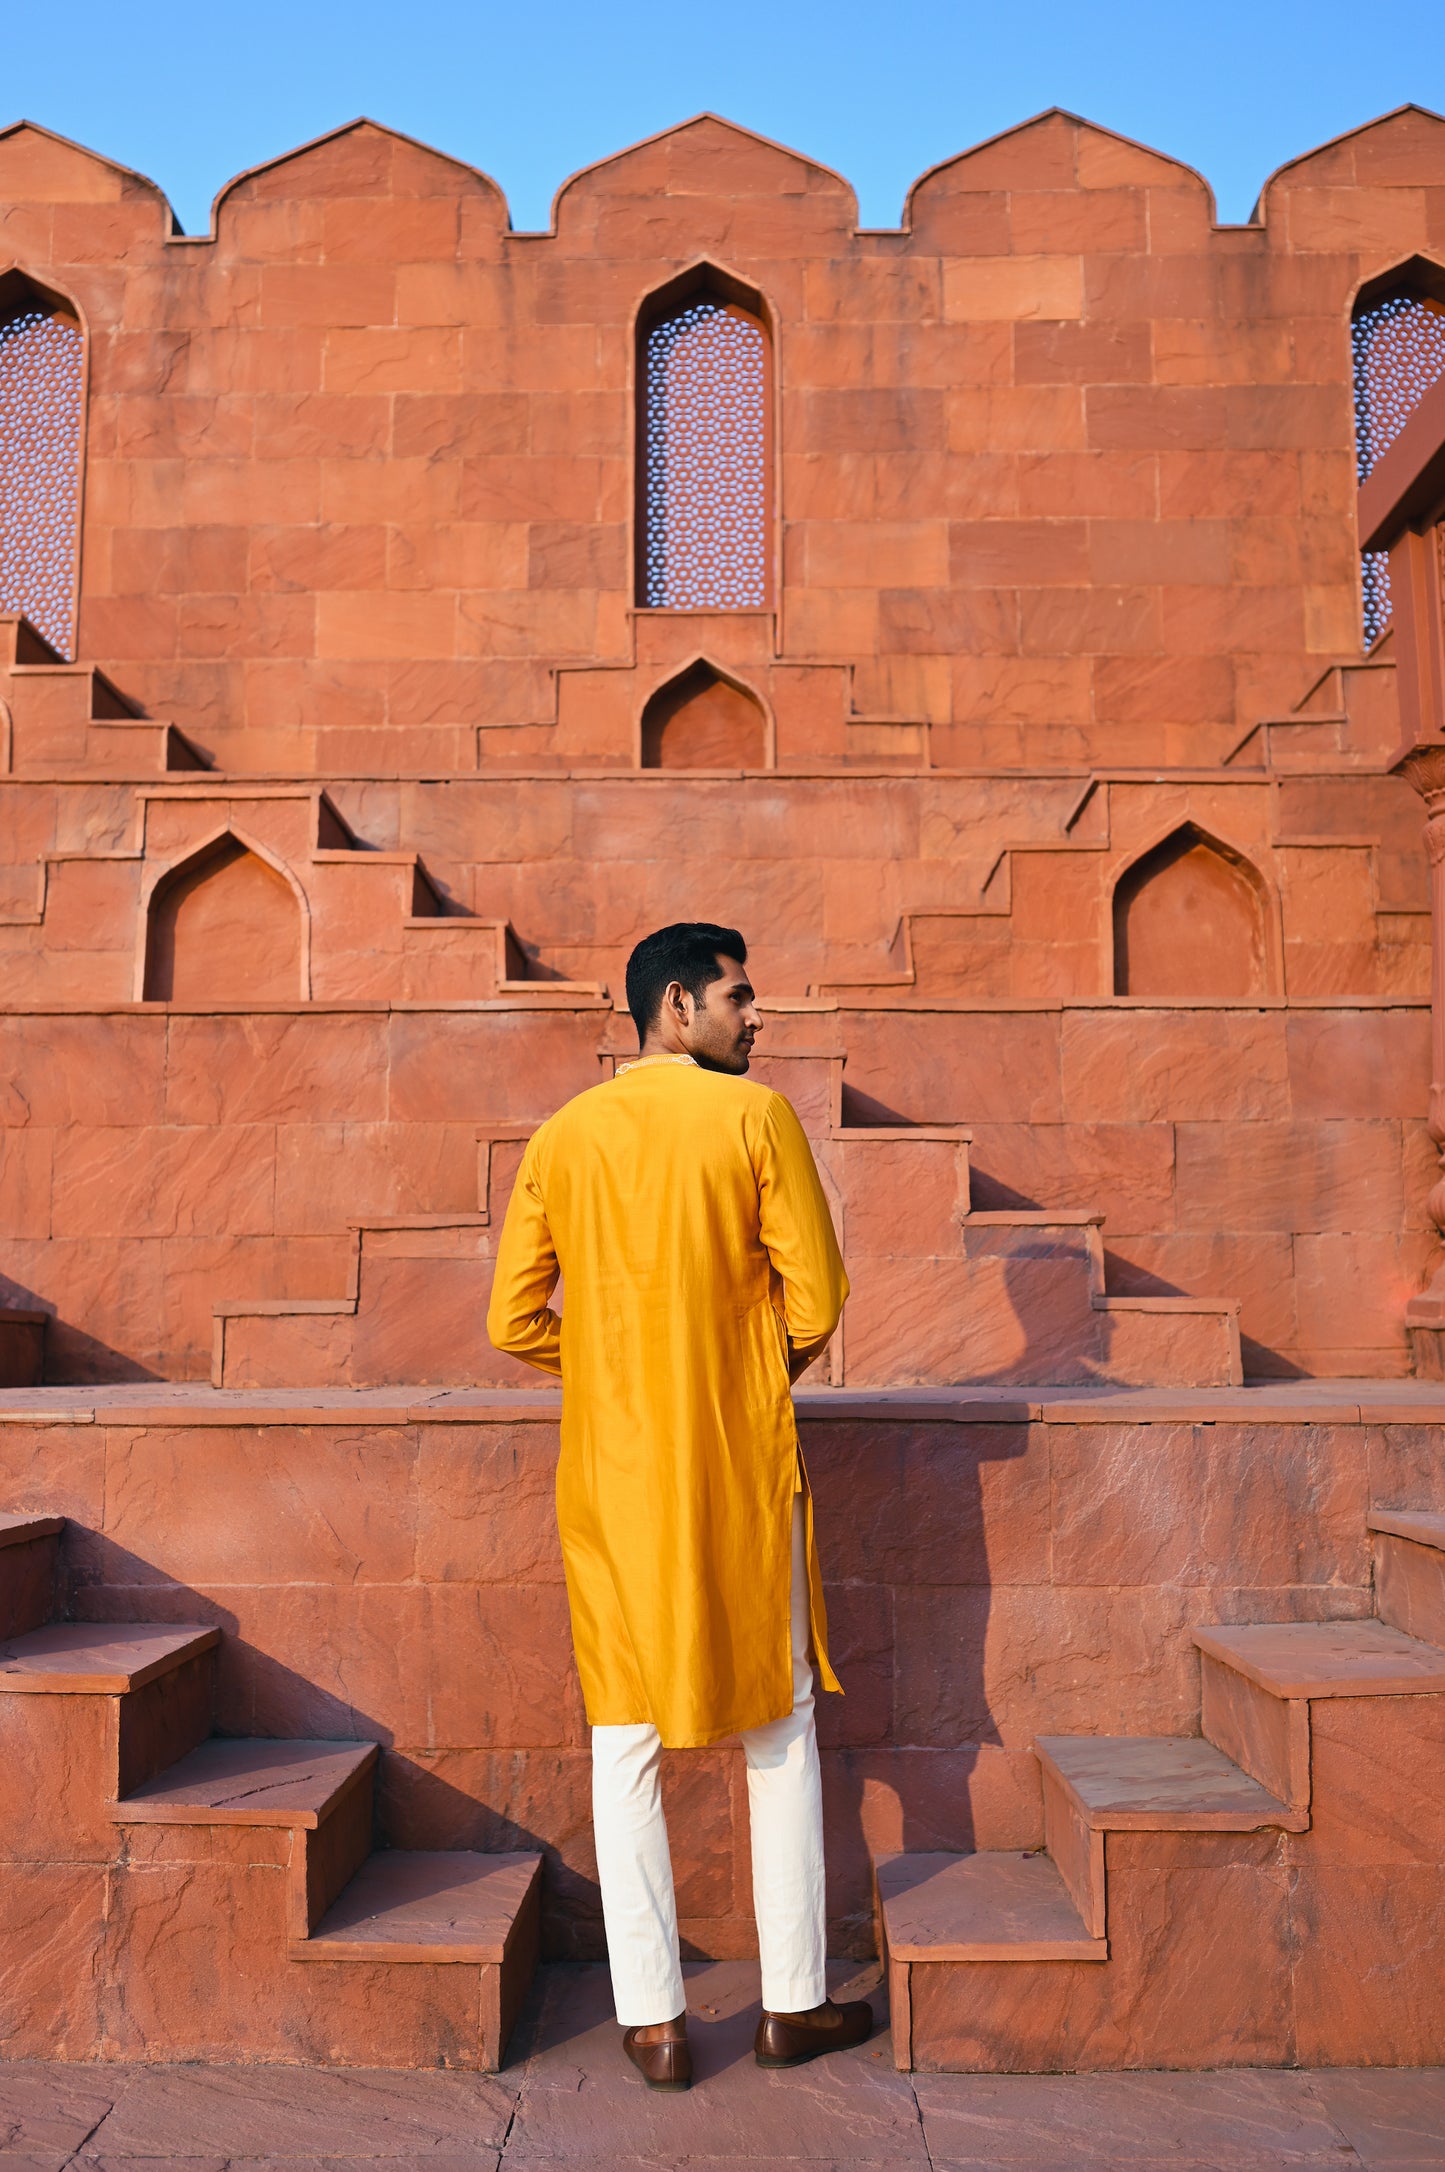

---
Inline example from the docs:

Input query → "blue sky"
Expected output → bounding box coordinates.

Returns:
[11,0,1445,233]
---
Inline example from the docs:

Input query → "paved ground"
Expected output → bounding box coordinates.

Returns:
[3,1962,1443,2169]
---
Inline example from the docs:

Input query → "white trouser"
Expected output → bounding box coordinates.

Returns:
[591,1496,827,2025]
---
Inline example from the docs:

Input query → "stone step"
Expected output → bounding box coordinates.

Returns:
[0,1621,219,1693]
[114,1737,377,1827]
[115,1736,379,1941]
[1037,1734,1304,1940]
[298,1847,542,1965]
[0,1513,63,1549]
[296,1848,544,2069]
[1037,1733,1302,1831]
[1369,1509,1445,1646]
[1193,1618,1445,1699]
[874,1849,1105,2073]
[0,1622,220,1854]
[86,718,211,772]
[1195,1618,1445,1813]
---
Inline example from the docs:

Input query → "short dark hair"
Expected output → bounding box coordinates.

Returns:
[625,923,747,1041]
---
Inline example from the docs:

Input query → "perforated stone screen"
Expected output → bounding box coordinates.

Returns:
[642,298,768,609]
[0,303,85,659]
[1353,292,1445,644]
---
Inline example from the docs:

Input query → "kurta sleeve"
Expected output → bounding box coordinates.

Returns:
[754,1091,849,1372]
[486,1130,563,1377]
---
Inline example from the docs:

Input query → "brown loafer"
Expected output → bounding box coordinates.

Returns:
[754,1995,873,2067]
[622,2013,692,2091]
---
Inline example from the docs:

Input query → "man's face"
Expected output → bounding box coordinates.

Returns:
[676,955,761,1074]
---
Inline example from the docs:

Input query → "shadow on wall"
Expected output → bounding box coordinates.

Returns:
[61,1525,602,1961]
[968,1165,1306,1383]
[0,1272,162,1384]
[803,1417,1030,1957]
[1105,1246,1307,1381]
[53,1427,1025,1970]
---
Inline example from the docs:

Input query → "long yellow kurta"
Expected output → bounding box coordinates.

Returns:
[486,1054,848,1748]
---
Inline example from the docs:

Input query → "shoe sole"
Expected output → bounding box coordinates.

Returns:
[755,2038,868,2068]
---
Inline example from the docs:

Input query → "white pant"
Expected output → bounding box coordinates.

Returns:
[591,1497,827,2025]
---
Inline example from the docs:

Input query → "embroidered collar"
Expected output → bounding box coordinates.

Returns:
[615,1053,699,1076]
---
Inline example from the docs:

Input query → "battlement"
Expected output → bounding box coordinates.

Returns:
[0,105,1442,770]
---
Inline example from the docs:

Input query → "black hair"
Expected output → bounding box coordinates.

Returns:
[625,923,748,1042]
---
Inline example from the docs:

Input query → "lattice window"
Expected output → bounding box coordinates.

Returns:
[641,296,768,609]
[0,298,84,659]
[1353,291,1445,644]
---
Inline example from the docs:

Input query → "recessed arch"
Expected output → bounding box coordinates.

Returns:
[140,829,309,1003]
[1350,255,1445,645]
[635,264,773,611]
[0,268,86,660]
[1112,824,1270,1000]
[639,659,770,769]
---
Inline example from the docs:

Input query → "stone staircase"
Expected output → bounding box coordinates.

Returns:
[213,1052,1241,1392]
[0,617,209,775]
[0,1512,539,2067]
[875,1508,1445,2071]
[1224,635,1400,771]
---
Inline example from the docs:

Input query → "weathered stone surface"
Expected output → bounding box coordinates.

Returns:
[1,97,1444,2073]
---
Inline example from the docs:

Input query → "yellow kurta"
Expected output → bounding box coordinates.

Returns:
[486,1055,848,1748]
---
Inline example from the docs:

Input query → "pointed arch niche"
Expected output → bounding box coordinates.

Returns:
[1352,256,1445,644]
[640,661,769,769]
[142,833,307,1003]
[636,267,772,610]
[0,270,86,660]
[1112,825,1270,1000]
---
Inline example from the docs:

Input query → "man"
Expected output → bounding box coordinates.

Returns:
[487,922,872,2091]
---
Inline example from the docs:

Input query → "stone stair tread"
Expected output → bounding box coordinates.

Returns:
[1036,1734,1305,1831]
[115,1737,377,1827]
[0,1512,62,1549]
[296,1849,543,1964]
[1368,1508,1445,1554]
[0,1621,218,1693]
[1192,1618,1445,1697]
[874,1850,1107,1963]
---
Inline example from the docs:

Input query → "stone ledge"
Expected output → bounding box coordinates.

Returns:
[0,1378,1440,1427]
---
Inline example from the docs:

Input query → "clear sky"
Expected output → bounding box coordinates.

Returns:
[8,0,1444,234]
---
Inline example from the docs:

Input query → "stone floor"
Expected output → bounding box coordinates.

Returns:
[3,1962,1443,2169]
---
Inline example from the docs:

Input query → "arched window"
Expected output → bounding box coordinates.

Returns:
[640,660,767,768]
[0,277,85,660]
[1113,825,1268,1000]
[144,835,304,1003]
[638,277,770,609]
[1352,273,1445,644]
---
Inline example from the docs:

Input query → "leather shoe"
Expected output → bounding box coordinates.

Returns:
[754,1995,873,2067]
[622,2013,692,2091]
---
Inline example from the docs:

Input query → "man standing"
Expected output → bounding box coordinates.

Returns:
[487,922,871,2091]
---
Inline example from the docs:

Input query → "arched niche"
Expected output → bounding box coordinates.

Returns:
[640,661,768,770]
[143,833,305,1002]
[1112,825,1268,1000]
[0,269,86,660]
[636,264,772,610]
[1351,256,1445,644]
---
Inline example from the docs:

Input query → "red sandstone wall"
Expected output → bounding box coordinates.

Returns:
[0,105,1442,1381]
[2,1400,1428,1957]
[0,106,1442,767]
